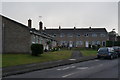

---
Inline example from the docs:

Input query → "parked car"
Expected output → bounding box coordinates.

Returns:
[112,46,120,57]
[97,47,118,59]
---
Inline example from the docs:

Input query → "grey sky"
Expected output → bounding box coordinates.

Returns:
[2,2,118,33]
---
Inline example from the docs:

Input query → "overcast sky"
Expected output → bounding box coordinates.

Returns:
[2,2,118,33]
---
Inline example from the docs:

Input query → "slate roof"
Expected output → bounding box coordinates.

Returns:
[44,28,108,34]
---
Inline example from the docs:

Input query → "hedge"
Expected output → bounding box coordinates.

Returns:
[31,44,43,56]
[106,41,120,47]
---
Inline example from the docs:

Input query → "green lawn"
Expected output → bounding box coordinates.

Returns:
[2,50,72,67]
[2,49,97,67]
[72,47,97,56]
[0,54,2,68]
[80,49,97,56]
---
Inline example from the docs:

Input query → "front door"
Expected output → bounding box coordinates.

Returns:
[85,41,89,48]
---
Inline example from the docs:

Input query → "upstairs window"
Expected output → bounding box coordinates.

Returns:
[67,34,73,37]
[92,33,97,37]
[53,34,57,37]
[76,34,80,37]
[84,33,89,37]
[60,33,65,37]
[100,34,106,37]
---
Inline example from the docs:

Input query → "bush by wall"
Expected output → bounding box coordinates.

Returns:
[52,46,60,52]
[31,44,43,56]
[92,45,96,49]
[106,41,113,47]
[106,41,120,47]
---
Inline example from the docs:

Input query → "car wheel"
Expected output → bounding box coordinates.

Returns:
[116,55,118,58]
[97,56,100,59]
[110,55,113,60]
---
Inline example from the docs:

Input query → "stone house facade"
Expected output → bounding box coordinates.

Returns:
[44,27,108,48]
[0,15,57,54]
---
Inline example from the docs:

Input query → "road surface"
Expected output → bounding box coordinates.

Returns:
[4,58,119,78]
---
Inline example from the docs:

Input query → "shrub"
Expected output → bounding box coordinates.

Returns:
[31,44,43,56]
[44,49,48,52]
[97,45,101,50]
[92,45,96,49]
[89,44,91,49]
[52,47,60,51]
[106,41,113,47]
[106,41,120,47]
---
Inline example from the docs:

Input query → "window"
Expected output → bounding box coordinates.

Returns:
[92,33,97,37]
[60,33,65,37]
[97,41,100,45]
[60,41,64,45]
[102,41,106,46]
[39,37,43,44]
[76,34,80,37]
[92,41,96,45]
[84,33,89,37]
[36,36,39,43]
[31,35,35,43]
[100,34,106,37]
[67,34,73,37]
[53,34,57,37]
[76,41,83,45]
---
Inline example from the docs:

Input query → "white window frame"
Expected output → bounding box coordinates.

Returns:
[67,34,73,37]
[84,33,89,37]
[76,34,80,37]
[32,35,36,44]
[60,33,65,37]
[100,34,106,37]
[92,33,97,37]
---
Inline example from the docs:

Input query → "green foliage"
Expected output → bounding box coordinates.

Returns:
[80,50,97,56]
[31,44,43,56]
[52,47,60,51]
[92,45,96,49]
[97,45,101,49]
[2,50,72,67]
[114,41,120,46]
[106,41,113,47]
[106,41,120,47]
[46,41,51,45]
[89,44,91,49]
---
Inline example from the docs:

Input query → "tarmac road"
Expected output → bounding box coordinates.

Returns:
[4,58,119,78]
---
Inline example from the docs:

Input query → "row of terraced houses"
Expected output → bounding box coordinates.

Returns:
[0,15,57,54]
[43,27,108,48]
[0,15,109,54]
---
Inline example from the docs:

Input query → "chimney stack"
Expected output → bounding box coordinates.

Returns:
[59,25,61,30]
[39,21,43,30]
[89,27,92,30]
[44,27,46,30]
[28,19,32,28]
[74,27,76,30]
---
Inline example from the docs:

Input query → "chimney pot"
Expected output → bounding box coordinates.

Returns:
[44,27,46,30]
[28,19,32,28]
[74,27,76,30]
[39,21,43,30]
[59,25,61,30]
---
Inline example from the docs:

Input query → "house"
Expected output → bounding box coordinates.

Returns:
[0,15,57,54]
[108,30,117,41]
[44,26,108,48]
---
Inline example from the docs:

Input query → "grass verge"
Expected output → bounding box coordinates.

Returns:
[2,50,72,67]
[80,49,97,56]
[0,54,2,68]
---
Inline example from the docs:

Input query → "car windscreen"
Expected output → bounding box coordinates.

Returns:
[113,47,119,50]
[98,48,108,53]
